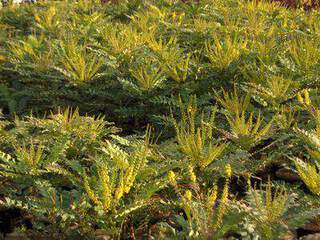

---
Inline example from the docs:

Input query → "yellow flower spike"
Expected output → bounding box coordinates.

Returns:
[207,185,218,208]
[114,187,123,201]
[124,184,132,194]
[188,166,197,183]
[124,166,134,193]
[225,164,232,178]
[214,183,229,229]
[184,190,192,201]
[304,89,311,106]
[83,174,101,207]
[168,171,176,185]
[297,92,304,105]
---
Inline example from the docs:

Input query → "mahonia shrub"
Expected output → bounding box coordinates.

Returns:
[0,0,320,239]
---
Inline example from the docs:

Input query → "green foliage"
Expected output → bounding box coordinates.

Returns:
[159,47,191,83]
[242,178,319,240]
[215,87,251,116]
[159,165,233,239]
[55,40,105,83]
[288,38,320,76]
[245,75,298,108]
[217,89,273,150]
[129,58,165,91]
[173,96,227,170]
[246,180,290,239]
[34,5,61,34]
[226,111,273,150]
[8,34,53,73]
[295,158,320,196]
[205,34,247,71]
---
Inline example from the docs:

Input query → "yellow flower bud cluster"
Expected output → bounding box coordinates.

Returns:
[114,187,123,201]
[297,89,311,106]
[184,190,192,201]
[168,170,176,185]
[188,165,197,183]
[124,165,136,193]
[98,165,112,210]
[115,163,140,202]
[83,174,101,206]
[225,164,232,178]
[207,185,218,209]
